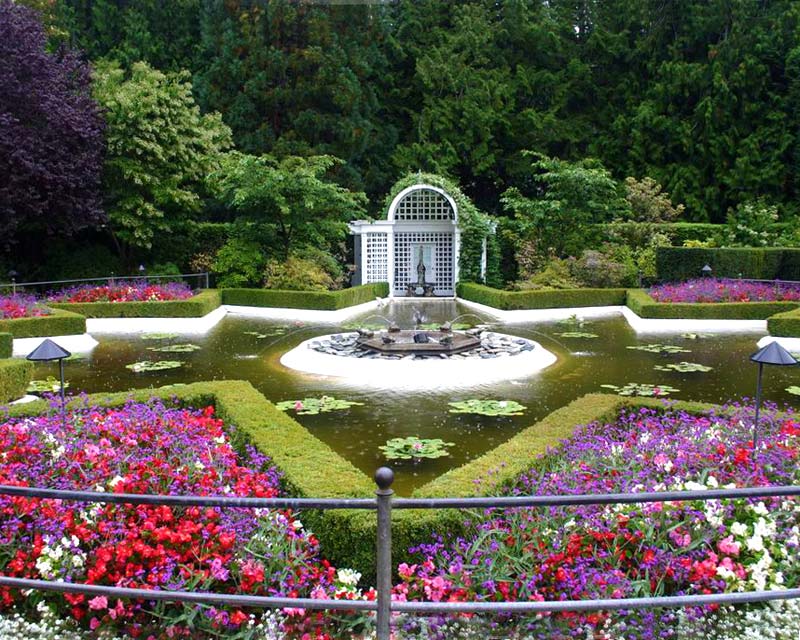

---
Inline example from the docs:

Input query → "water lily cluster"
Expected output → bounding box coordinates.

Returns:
[0,294,50,319]
[394,403,800,639]
[650,278,800,303]
[0,399,372,639]
[47,281,193,304]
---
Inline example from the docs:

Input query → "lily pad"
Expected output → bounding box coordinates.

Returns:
[244,328,288,339]
[787,386,800,396]
[653,361,713,373]
[626,344,691,354]
[275,396,364,415]
[557,314,586,327]
[448,399,527,416]
[556,332,599,339]
[27,377,69,394]
[379,436,454,460]
[125,360,183,373]
[141,333,179,341]
[148,343,202,353]
[600,383,679,397]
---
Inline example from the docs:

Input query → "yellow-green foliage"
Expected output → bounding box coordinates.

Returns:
[49,289,221,318]
[457,283,627,310]
[0,308,86,338]
[0,359,33,403]
[626,289,799,319]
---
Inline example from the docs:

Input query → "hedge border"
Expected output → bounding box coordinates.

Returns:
[0,358,33,404]
[221,282,389,310]
[456,283,627,310]
[767,307,800,337]
[0,308,86,338]
[48,289,222,318]
[0,333,11,359]
[655,247,800,282]
[626,289,799,320]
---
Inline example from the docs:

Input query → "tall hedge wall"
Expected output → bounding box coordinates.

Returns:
[457,283,627,310]
[656,247,800,282]
[0,308,86,338]
[49,289,221,318]
[222,282,389,310]
[0,359,33,403]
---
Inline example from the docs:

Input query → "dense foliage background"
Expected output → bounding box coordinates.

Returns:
[4,0,800,284]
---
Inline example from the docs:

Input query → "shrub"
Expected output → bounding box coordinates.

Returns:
[0,358,33,403]
[48,289,221,318]
[623,176,685,223]
[0,333,10,359]
[212,236,266,288]
[457,283,626,310]
[0,308,86,338]
[716,199,781,247]
[570,249,635,288]
[222,283,388,310]
[513,256,580,290]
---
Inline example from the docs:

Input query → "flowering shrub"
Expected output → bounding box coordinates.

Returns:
[650,278,800,303]
[394,404,800,639]
[0,294,50,319]
[48,281,193,303]
[0,400,373,638]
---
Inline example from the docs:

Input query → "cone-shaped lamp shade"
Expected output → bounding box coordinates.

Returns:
[750,341,798,366]
[26,339,71,361]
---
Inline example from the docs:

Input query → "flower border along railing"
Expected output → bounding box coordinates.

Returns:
[1,471,800,639]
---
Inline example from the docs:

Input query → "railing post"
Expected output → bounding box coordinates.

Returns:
[204,271,210,289]
[375,466,394,640]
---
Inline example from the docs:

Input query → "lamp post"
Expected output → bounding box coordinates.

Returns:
[750,341,798,454]
[26,339,71,428]
[701,264,712,278]
[138,264,147,284]
[8,270,17,295]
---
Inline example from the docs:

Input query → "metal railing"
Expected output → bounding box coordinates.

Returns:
[1,471,799,638]
[0,272,211,295]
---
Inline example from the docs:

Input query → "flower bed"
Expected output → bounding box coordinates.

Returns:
[395,403,800,638]
[0,294,50,319]
[48,281,193,304]
[650,278,800,303]
[0,399,372,638]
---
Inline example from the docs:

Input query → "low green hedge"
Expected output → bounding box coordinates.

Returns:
[0,308,86,338]
[626,289,799,319]
[457,283,627,310]
[48,289,222,318]
[767,307,800,337]
[0,359,33,404]
[656,247,800,282]
[222,282,389,310]
[0,333,11,359]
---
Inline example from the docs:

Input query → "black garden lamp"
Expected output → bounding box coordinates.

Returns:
[138,264,147,284]
[750,341,798,454]
[26,339,71,428]
[701,264,713,278]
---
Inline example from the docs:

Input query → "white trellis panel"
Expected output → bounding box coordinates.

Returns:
[364,232,389,284]
[393,231,454,296]
[393,189,455,221]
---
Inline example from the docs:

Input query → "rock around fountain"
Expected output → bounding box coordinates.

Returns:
[279,307,556,388]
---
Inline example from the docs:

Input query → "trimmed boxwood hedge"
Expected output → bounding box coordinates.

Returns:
[222,282,389,310]
[626,289,799,320]
[656,247,800,282]
[0,358,33,404]
[48,289,222,318]
[0,333,11,359]
[0,308,86,338]
[457,283,627,310]
[767,307,800,337]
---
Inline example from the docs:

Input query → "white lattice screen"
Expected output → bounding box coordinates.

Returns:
[394,232,454,295]
[364,232,388,283]
[393,189,454,221]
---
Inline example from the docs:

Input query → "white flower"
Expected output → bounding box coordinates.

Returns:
[747,534,765,553]
[684,481,706,492]
[731,522,748,537]
[194,461,205,471]
[108,475,125,488]
[706,475,719,488]
[751,501,769,516]
[336,568,362,587]
[214,435,226,444]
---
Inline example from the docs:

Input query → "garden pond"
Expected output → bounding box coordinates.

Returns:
[28,300,800,494]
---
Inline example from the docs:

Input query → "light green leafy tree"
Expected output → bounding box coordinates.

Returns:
[210,152,367,259]
[93,60,232,263]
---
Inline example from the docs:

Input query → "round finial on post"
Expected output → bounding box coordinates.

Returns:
[374,466,394,491]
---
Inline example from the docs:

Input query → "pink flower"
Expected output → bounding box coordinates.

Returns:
[88,595,108,610]
[397,562,417,578]
[718,535,741,557]
[294,401,304,412]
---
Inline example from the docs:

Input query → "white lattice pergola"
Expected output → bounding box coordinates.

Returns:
[350,184,468,297]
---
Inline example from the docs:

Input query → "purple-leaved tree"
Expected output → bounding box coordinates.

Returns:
[0,0,105,245]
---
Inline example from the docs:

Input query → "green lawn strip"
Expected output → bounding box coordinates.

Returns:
[456,283,627,310]
[221,282,389,310]
[48,289,221,318]
[0,359,33,403]
[0,308,86,338]
[626,289,798,320]
[767,307,800,337]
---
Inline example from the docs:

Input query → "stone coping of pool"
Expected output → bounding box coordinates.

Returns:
[85,305,228,335]
[620,306,767,334]
[280,330,557,388]
[12,333,99,357]
[756,335,800,352]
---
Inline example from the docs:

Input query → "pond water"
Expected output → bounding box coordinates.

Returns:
[29,301,800,495]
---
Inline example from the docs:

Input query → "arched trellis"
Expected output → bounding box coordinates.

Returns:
[350,184,461,297]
